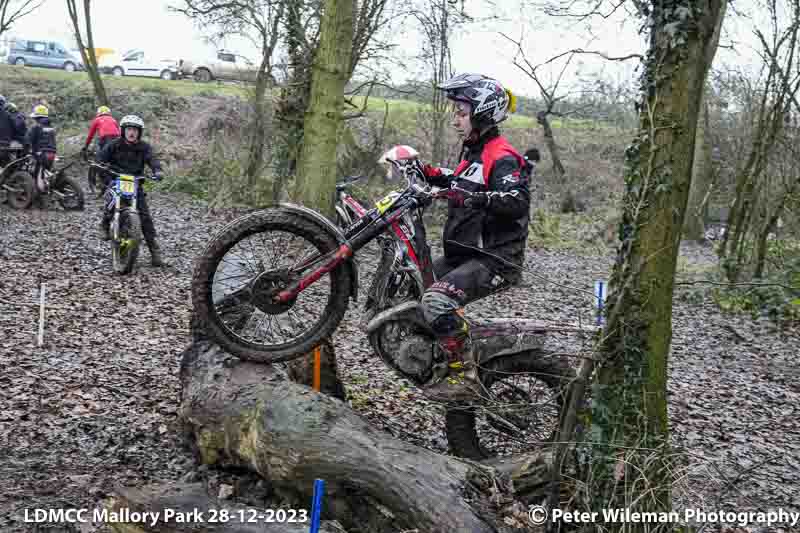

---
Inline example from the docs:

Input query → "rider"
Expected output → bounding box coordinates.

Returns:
[6,102,28,145]
[25,104,58,189]
[0,95,14,167]
[418,73,531,401]
[82,106,120,193]
[97,114,165,267]
[82,105,120,155]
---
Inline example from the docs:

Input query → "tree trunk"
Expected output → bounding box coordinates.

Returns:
[685,0,726,241]
[178,340,552,533]
[293,0,354,218]
[684,98,712,240]
[430,0,451,165]
[81,0,108,105]
[243,62,270,196]
[587,1,725,527]
[272,1,312,201]
[753,174,800,278]
[66,0,109,107]
[537,111,565,178]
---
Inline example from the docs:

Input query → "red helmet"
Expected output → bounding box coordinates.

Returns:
[437,73,512,130]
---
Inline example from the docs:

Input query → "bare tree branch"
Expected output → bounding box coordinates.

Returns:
[0,0,42,37]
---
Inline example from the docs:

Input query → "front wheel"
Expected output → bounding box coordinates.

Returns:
[191,208,353,363]
[160,70,174,81]
[5,171,34,209]
[112,67,124,76]
[194,68,212,82]
[63,62,76,72]
[56,177,84,210]
[112,211,141,275]
[445,351,575,460]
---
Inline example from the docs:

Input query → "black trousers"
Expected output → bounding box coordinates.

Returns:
[33,151,55,182]
[420,256,507,337]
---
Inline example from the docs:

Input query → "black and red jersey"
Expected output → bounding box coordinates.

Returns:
[424,128,530,280]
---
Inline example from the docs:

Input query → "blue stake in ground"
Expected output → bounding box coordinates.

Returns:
[309,478,325,533]
[594,280,607,326]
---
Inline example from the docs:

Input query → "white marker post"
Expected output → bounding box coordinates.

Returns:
[594,280,607,326]
[37,283,46,347]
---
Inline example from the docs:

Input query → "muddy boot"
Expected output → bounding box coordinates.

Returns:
[423,334,481,404]
[98,219,111,241]
[146,238,165,267]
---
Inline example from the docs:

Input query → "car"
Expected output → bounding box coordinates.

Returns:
[179,50,259,83]
[99,49,180,80]
[6,39,84,72]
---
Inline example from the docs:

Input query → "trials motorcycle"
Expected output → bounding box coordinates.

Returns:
[90,162,157,275]
[191,147,592,458]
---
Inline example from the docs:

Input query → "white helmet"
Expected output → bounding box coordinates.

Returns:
[120,114,145,131]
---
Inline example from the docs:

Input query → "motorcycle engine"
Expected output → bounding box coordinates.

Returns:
[394,334,435,384]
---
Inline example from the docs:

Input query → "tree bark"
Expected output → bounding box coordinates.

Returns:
[293,0,354,218]
[243,60,271,195]
[684,98,712,240]
[684,0,727,241]
[587,1,726,527]
[66,0,109,106]
[753,174,800,278]
[272,0,311,200]
[537,111,565,178]
[178,340,552,533]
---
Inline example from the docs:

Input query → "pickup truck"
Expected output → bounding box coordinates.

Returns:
[180,50,258,83]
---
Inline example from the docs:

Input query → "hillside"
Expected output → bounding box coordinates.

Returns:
[3,65,800,532]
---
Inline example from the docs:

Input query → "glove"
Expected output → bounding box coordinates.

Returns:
[421,163,439,178]
[447,188,490,209]
[464,192,490,209]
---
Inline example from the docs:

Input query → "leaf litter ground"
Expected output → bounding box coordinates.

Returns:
[1,194,798,533]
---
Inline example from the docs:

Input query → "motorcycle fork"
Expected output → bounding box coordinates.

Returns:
[276,209,399,304]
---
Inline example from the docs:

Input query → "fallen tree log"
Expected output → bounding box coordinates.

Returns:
[106,482,345,532]
[178,340,556,533]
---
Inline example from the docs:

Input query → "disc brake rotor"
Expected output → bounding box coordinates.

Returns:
[251,270,295,315]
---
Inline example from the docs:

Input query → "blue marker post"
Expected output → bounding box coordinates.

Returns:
[309,478,325,533]
[594,280,607,326]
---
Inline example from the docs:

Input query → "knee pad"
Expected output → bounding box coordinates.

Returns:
[421,290,467,337]
[430,312,468,338]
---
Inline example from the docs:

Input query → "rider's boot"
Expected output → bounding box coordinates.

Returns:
[424,325,482,403]
[146,237,166,267]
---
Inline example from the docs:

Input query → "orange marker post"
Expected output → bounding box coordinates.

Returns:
[312,346,321,391]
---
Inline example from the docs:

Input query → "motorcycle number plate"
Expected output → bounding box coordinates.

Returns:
[376,191,401,215]
[119,176,135,194]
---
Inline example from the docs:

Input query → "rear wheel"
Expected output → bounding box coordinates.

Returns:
[56,177,84,210]
[112,212,141,275]
[5,171,34,209]
[191,208,352,363]
[14,57,25,67]
[112,66,124,76]
[445,351,574,460]
[63,62,76,72]
[194,68,212,82]
[160,69,174,81]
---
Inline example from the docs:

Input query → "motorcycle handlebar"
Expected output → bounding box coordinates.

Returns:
[88,162,157,180]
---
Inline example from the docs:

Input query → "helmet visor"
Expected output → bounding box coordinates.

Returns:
[450,100,472,118]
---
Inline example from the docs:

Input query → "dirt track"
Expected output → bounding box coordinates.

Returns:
[1,190,798,532]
